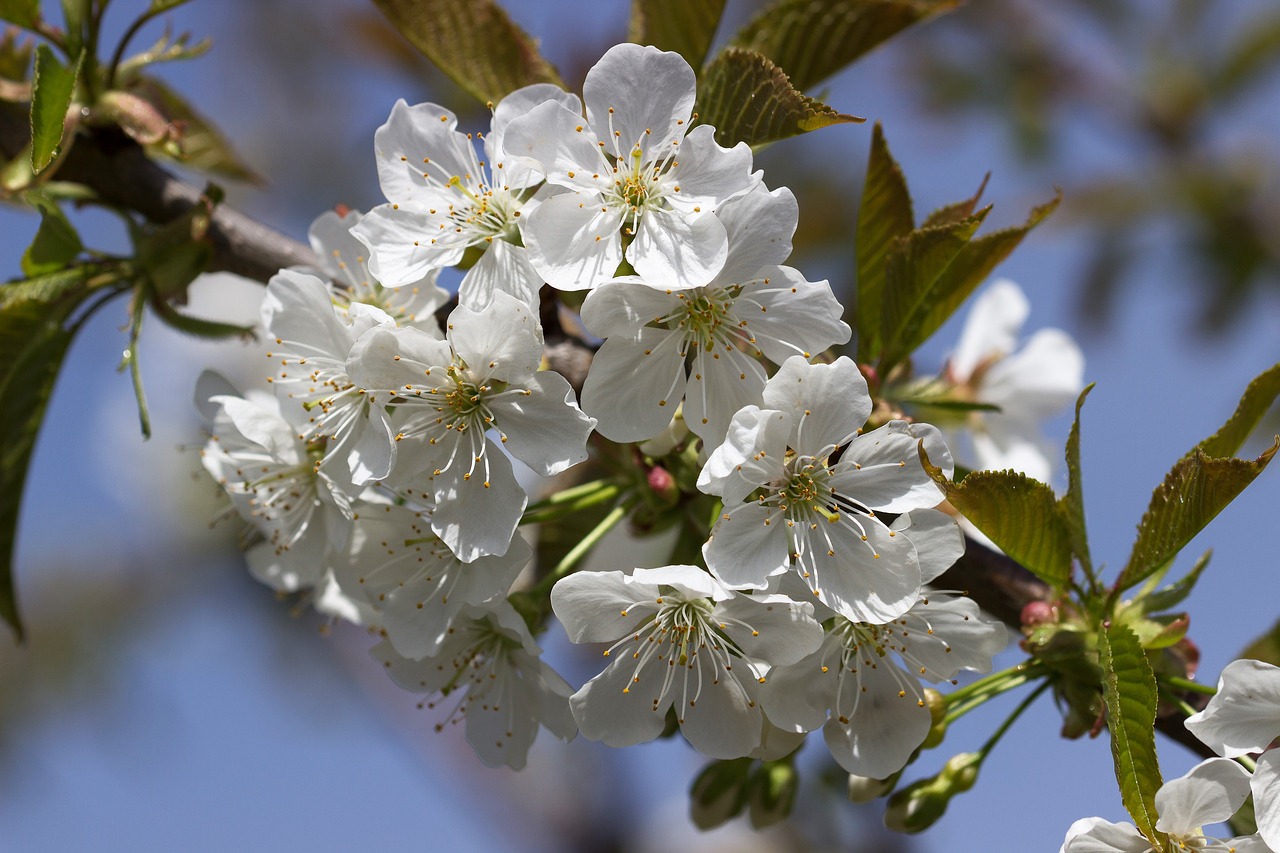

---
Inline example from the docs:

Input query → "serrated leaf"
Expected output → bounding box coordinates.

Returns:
[0,270,95,641]
[20,193,82,277]
[0,0,39,28]
[881,190,1061,373]
[372,0,563,105]
[920,445,1073,590]
[1138,550,1210,615]
[876,209,987,373]
[1059,384,1095,582]
[30,45,81,174]
[1193,362,1280,460]
[854,122,913,361]
[695,48,862,148]
[1116,442,1278,592]
[921,172,989,229]
[131,76,262,183]
[1098,623,1166,848]
[729,0,957,93]
[629,0,725,70]
[1239,617,1280,666]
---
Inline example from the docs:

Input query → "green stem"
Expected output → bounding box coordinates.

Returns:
[525,478,618,512]
[521,481,623,525]
[1159,687,1202,720]
[944,660,1048,724]
[529,497,635,598]
[1160,675,1216,697]
[976,679,1052,760]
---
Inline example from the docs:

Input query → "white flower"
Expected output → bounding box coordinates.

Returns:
[346,493,531,659]
[699,356,952,624]
[1059,758,1267,852]
[307,208,449,334]
[759,513,1004,778]
[551,565,823,759]
[352,85,574,308]
[199,389,352,591]
[503,43,757,290]
[347,291,595,560]
[946,279,1084,481]
[579,185,850,444]
[1185,659,1280,850]
[372,602,577,770]
[261,268,399,492]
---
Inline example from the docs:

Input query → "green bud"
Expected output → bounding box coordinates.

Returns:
[883,753,983,834]
[847,772,897,803]
[690,758,751,830]
[748,760,799,829]
[921,688,948,748]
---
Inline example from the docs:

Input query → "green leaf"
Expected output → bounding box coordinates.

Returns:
[695,48,862,149]
[1239,616,1280,666]
[854,122,913,361]
[131,76,262,182]
[30,45,81,174]
[1193,362,1280,459]
[1059,384,1095,582]
[1116,441,1279,592]
[371,0,564,105]
[1097,623,1166,848]
[876,209,987,373]
[20,193,83,277]
[148,0,192,12]
[629,0,725,70]
[1138,550,1210,615]
[0,0,40,28]
[920,445,1073,590]
[880,190,1061,373]
[728,0,957,93]
[920,172,989,229]
[0,269,96,641]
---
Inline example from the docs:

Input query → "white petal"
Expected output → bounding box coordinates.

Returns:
[703,502,789,589]
[951,278,1029,379]
[428,439,527,561]
[447,292,542,383]
[823,656,931,779]
[740,265,851,366]
[1154,757,1253,835]
[758,642,840,732]
[580,279,680,338]
[802,519,921,624]
[1059,817,1152,853]
[891,508,964,585]
[832,421,950,513]
[629,206,727,288]
[487,372,595,477]
[583,43,694,161]
[261,269,355,363]
[663,124,756,213]
[676,661,763,759]
[551,570,659,643]
[570,659,672,748]
[458,239,544,311]
[712,185,798,285]
[971,416,1056,481]
[580,328,687,442]
[897,594,1007,681]
[628,565,723,600]
[352,203,462,286]
[373,99,476,205]
[1253,749,1280,851]
[489,83,582,188]
[501,99,611,195]
[521,191,625,290]
[683,344,768,446]
[1185,659,1280,757]
[763,356,870,454]
[982,327,1085,418]
[697,405,790,504]
[716,593,823,666]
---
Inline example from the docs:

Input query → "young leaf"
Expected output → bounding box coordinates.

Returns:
[876,209,987,373]
[1116,442,1278,592]
[1192,362,1280,460]
[1238,617,1280,666]
[1098,623,1166,849]
[854,122,913,361]
[920,172,989,229]
[729,0,958,93]
[131,76,263,182]
[695,48,862,149]
[0,0,40,28]
[920,445,1073,590]
[20,195,83,277]
[148,0,193,12]
[30,45,81,174]
[371,0,564,105]
[1138,550,1210,615]
[881,190,1061,372]
[628,0,725,70]
[1059,384,1095,583]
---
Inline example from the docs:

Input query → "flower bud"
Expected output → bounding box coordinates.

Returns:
[883,753,982,834]
[1020,600,1056,628]
[921,688,948,748]
[646,464,679,506]
[690,758,751,830]
[848,772,897,803]
[748,760,799,829]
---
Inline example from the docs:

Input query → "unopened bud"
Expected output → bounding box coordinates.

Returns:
[1021,600,1056,628]
[883,753,982,834]
[921,688,948,748]
[690,758,750,830]
[748,760,798,829]
[646,465,678,505]
[848,772,897,803]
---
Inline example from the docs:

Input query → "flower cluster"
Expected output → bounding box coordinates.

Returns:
[197,43,1018,776]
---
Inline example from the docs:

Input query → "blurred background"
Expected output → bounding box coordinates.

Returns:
[1,1,1278,850]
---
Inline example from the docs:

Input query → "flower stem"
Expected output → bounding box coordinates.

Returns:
[521,480,623,525]
[529,495,637,598]
[944,660,1048,724]
[976,679,1052,760]
[1159,674,1216,697]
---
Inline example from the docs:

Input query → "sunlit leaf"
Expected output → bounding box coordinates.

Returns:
[854,122,912,361]
[30,45,81,174]
[1059,384,1095,581]
[695,48,862,148]
[20,191,82,278]
[629,0,725,70]
[0,0,39,29]
[1098,623,1166,848]
[1116,442,1279,592]
[1193,362,1280,460]
[1138,550,1210,615]
[729,0,958,92]
[372,0,564,105]
[920,446,1072,590]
